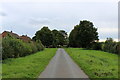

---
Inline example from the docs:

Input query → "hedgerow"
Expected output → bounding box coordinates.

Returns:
[2,35,44,60]
[102,38,119,54]
[88,38,119,54]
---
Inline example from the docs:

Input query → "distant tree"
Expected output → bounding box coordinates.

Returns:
[59,30,67,38]
[52,29,60,47]
[59,30,69,45]
[52,29,68,47]
[69,25,79,47]
[69,20,99,48]
[32,27,53,47]
[58,30,68,46]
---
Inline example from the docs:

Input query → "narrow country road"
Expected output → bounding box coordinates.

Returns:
[39,48,89,78]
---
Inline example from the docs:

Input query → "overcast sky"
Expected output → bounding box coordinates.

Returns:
[0,0,119,41]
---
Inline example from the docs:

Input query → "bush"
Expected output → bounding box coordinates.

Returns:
[117,42,120,54]
[86,42,102,50]
[35,40,44,51]
[29,42,38,53]
[2,36,19,59]
[102,38,118,54]
[91,42,102,50]
[86,38,119,54]
[2,35,44,60]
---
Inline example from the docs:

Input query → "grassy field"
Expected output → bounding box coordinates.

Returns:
[65,48,118,78]
[2,48,57,78]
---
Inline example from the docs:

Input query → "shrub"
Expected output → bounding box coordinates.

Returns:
[87,38,119,54]
[21,42,32,56]
[2,36,17,59]
[91,42,102,50]
[35,40,44,51]
[102,38,118,54]
[86,42,102,50]
[29,42,38,53]
[2,35,44,60]
[117,42,120,54]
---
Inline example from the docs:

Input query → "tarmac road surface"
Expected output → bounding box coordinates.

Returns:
[39,48,89,78]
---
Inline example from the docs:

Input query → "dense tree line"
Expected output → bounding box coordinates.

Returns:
[32,20,119,54]
[2,34,44,60]
[32,27,68,48]
[2,20,119,60]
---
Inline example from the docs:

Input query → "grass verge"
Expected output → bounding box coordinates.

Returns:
[2,48,57,78]
[65,48,118,78]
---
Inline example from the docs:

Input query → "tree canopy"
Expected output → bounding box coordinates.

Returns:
[69,20,99,48]
[52,29,68,47]
[33,27,68,48]
[32,27,53,47]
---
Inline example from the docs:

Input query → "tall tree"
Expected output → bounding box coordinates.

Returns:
[69,25,79,47]
[32,27,53,47]
[69,20,99,48]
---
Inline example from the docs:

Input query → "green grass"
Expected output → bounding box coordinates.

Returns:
[2,48,57,78]
[65,48,118,78]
